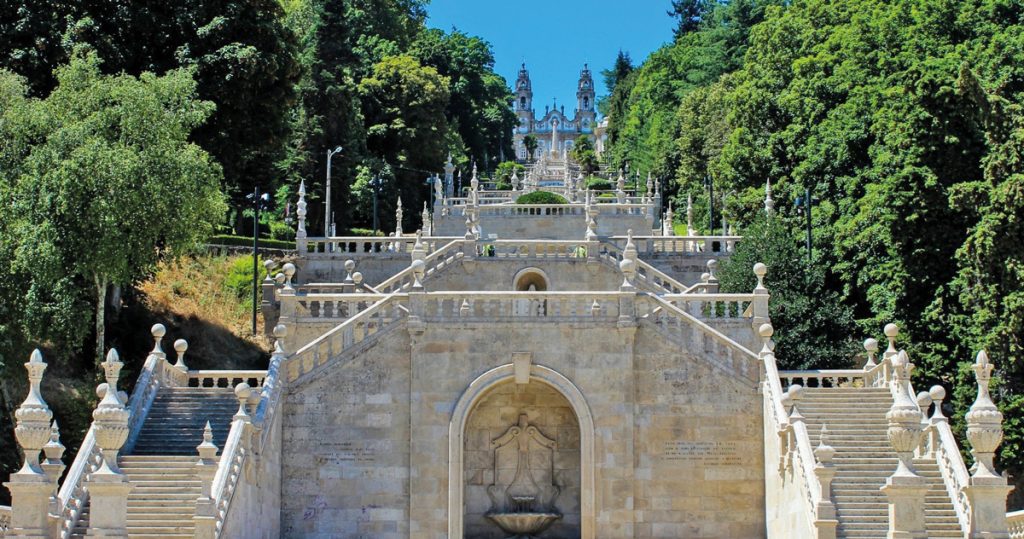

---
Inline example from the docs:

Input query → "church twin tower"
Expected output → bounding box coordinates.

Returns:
[512,63,597,161]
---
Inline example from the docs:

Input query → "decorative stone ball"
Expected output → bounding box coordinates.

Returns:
[884,323,899,338]
[235,382,252,399]
[929,385,946,402]
[151,323,166,338]
[759,323,774,339]
[863,338,878,352]
[700,272,710,282]
[263,259,275,273]
[283,263,296,278]
[411,259,425,272]
[174,339,188,353]
[619,258,635,275]
[353,272,363,285]
[96,383,109,399]
[707,259,718,271]
[344,260,356,273]
[916,391,933,409]
[273,324,288,339]
[274,272,286,284]
[753,262,768,278]
[788,384,804,401]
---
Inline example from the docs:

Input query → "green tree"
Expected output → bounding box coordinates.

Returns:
[598,50,633,116]
[719,216,857,370]
[523,134,539,162]
[668,0,711,37]
[3,52,226,365]
[494,161,525,190]
[570,135,599,176]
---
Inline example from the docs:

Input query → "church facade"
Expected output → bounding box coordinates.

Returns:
[512,64,597,161]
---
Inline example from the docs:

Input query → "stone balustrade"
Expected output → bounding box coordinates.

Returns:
[374,240,464,293]
[0,505,10,536]
[1008,510,1024,538]
[606,235,741,255]
[483,240,585,259]
[292,293,383,322]
[419,291,625,321]
[777,369,868,388]
[662,293,753,320]
[303,236,459,258]
[187,370,268,389]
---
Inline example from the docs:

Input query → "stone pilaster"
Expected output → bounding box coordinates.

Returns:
[882,350,927,539]
[964,351,1012,538]
[85,349,133,539]
[5,350,54,539]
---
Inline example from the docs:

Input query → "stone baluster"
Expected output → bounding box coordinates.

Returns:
[964,350,1012,537]
[193,422,219,539]
[296,180,308,253]
[882,349,928,538]
[751,263,770,331]
[86,349,134,537]
[813,425,839,539]
[7,350,55,538]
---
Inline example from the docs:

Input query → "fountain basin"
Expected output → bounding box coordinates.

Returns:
[486,511,561,538]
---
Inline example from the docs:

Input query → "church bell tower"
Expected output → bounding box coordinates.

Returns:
[576,64,596,133]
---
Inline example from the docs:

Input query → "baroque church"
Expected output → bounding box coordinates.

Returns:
[512,64,603,161]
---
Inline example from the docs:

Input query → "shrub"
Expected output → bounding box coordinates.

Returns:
[515,191,568,204]
[269,220,296,241]
[208,234,294,250]
[584,176,613,191]
[223,255,262,300]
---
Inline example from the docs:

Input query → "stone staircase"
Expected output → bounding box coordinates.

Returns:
[800,387,962,538]
[70,387,237,538]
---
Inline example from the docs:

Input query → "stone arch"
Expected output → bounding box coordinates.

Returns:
[448,363,595,539]
[513,267,550,291]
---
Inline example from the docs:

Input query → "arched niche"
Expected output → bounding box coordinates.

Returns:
[449,364,595,539]
[513,267,550,291]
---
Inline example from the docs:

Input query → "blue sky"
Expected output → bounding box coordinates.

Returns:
[426,1,676,115]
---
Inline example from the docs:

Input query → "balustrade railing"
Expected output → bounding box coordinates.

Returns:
[484,240,584,259]
[599,245,690,295]
[925,420,973,532]
[420,291,624,321]
[777,369,868,388]
[662,293,753,320]
[286,294,410,382]
[292,293,385,322]
[187,370,267,389]
[303,236,459,257]
[212,416,247,538]
[475,204,587,217]
[606,235,741,255]
[1008,510,1024,538]
[374,240,464,294]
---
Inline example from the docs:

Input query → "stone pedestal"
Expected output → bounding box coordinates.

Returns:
[965,478,1012,538]
[4,476,52,538]
[84,475,133,538]
[881,476,928,539]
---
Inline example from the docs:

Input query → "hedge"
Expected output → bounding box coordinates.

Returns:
[515,191,568,204]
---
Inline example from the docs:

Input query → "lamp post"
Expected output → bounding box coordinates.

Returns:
[704,173,715,234]
[370,163,389,235]
[247,187,271,336]
[325,146,342,237]
[425,175,437,231]
[794,187,818,263]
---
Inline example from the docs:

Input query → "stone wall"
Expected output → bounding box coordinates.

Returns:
[222,408,283,538]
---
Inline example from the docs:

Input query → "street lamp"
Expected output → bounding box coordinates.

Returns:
[325,146,342,237]
[425,174,437,231]
[794,187,819,263]
[246,187,271,336]
[370,163,389,235]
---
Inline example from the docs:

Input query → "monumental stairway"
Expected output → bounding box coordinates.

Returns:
[2,172,1020,538]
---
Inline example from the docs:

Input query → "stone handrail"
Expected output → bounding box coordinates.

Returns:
[607,235,742,255]
[762,347,823,537]
[484,240,586,259]
[1008,510,1024,538]
[121,353,165,453]
[187,370,267,388]
[292,293,387,322]
[211,417,247,538]
[0,505,10,536]
[599,244,690,295]
[926,420,973,532]
[375,239,464,294]
[286,294,409,383]
[418,291,624,321]
[636,294,760,382]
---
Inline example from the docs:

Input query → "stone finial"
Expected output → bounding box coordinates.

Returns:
[764,178,775,217]
[234,383,252,421]
[758,324,774,356]
[929,385,946,420]
[344,259,356,284]
[471,163,479,192]
[814,425,836,464]
[916,391,933,421]
[274,272,285,285]
[93,349,130,476]
[197,421,219,461]
[619,230,637,287]
[617,169,625,192]
[411,259,426,289]
[686,194,694,234]
[296,180,307,239]
[173,339,189,371]
[43,421,66,464]
[787,385,804,422]
[352,272,363,291]
[706,259,718,282]
[646,172,653,198]
[273,324,288,356]
[283,262,296,291]
[967,350,1004,479]
[395,197,404,237]
[863,338,879,368]
[753,263,768,293]
[883,323,899,360]
[886,350,923,478]
[422,203,430,233]
[150,323,167,359]
[14,349,53,476]
[263,259,275,283]
[459,299,470,317]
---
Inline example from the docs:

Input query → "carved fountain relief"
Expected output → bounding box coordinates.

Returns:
[485,414,562,538]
